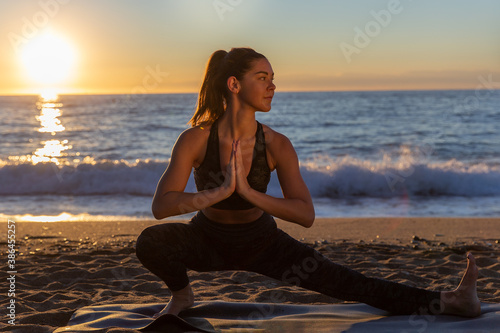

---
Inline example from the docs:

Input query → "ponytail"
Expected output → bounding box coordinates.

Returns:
[189,47,266,127]
[189,50,227,127]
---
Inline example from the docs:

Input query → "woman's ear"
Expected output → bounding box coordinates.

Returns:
[227,76,240,94]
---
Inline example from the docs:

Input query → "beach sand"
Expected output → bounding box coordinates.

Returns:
[1,217,499,332]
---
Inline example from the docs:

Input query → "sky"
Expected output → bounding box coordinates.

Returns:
[1,0,499,95]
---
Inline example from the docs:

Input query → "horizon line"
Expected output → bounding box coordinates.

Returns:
[2,87,499,97]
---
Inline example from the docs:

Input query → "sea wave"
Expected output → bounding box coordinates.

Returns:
[1,157,499,198]
[301,157,500,198]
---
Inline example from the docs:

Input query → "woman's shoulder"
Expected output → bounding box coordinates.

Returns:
[178,123,213,142]
[259,122,296,170]
[171,124,214,167]
[172,123,213,153]
[262,124,297,170]
[260,122,293,149]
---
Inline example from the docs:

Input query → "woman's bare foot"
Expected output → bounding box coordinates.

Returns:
[440,253,481,318]
[153,284,195,318]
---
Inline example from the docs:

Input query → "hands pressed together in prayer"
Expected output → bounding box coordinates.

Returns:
[222,140,252,198]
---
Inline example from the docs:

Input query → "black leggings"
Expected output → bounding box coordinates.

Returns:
[135,211,441,315]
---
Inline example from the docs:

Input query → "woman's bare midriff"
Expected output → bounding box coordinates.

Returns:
[201,206,264,224]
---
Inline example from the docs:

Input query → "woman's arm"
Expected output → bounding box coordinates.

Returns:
[152,129,235,219]
[236,133,315,228]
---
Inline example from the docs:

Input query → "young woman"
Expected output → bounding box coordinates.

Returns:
[136,47,481,319]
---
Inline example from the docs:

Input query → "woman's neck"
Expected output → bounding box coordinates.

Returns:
[218,104,257,140]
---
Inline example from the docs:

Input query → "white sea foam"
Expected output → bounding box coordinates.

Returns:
[2,157,499,198]
[2,91,499,218]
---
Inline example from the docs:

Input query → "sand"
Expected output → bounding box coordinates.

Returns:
[1,217,499,332]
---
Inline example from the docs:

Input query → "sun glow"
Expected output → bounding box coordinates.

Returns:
[40,90,59,102]
[20,29,77,86]
[16,212,73,222]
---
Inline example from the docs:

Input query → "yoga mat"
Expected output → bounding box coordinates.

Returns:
[55,301,500,332]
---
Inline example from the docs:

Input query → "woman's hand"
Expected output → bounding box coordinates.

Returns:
[221,140,237,197]
[220,140,251,198]
[230,132,315,228]
[234,140,252,197]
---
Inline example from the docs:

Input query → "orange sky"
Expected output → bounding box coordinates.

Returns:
[1,0,499,95]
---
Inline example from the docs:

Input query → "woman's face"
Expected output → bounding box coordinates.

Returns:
[235,58,276,112]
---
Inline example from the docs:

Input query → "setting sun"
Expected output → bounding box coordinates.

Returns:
[20,29,77,86]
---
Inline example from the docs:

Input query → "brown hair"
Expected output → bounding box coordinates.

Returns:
[189,47,266,127]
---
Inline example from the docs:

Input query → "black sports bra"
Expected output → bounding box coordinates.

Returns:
[193,118,271,210]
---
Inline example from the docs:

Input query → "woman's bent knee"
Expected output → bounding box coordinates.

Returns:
[135,227,157,262]
[135,223,189,262]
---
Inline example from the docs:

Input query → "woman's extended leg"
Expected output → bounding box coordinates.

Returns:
[249,229,481,317]
[440,253,481,317]
[136,213,481,318]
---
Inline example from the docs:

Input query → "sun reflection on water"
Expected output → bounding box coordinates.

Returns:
[36,107,65,134]
[30,92,72,165]
[32,139,71,164]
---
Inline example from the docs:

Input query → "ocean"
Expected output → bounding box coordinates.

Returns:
[1,90,500,222]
